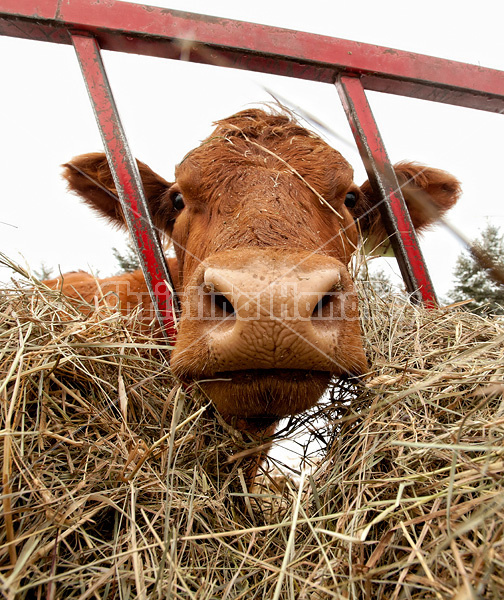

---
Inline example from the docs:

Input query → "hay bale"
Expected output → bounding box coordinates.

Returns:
[1,260,503,599]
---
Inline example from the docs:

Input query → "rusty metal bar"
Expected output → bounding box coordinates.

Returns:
[71,33,178,337]
[0,0,504,113]
[336,74,437,307]
[4,0,502,308]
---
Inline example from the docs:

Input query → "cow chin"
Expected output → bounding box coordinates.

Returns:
[198,369,332,427]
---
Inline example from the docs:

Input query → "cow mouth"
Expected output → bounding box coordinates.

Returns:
[212,368,330,385]
[198,368,332,422]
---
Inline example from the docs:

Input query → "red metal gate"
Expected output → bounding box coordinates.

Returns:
[2,0,503,334]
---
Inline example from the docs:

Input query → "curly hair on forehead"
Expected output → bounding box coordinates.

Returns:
[176,107,354,208]
[211,107,322,143]
[177,107,345,174]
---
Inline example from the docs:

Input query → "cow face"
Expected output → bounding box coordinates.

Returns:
[61,109,460,429]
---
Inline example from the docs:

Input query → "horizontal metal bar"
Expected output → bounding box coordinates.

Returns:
[1,0,504,113]
[72,33,178,338]
[336,75,437,307]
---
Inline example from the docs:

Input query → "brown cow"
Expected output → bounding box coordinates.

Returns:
[45,109,460,433]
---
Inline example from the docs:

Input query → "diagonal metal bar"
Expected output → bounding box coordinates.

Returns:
[71,33,178,338]
[336,74,437,307]
[4,0,499,308]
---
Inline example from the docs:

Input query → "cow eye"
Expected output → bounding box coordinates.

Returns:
[172,192,185,211]
[344,192,357,208]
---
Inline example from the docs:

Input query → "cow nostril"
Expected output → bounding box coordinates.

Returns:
[312,283,343,320]
[201,281,236,319]
[212,292,235,318]
[312,293,332,319]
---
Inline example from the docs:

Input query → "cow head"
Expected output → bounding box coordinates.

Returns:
[62,109,460,429]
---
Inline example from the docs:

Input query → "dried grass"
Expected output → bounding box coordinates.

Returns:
[1,258,503,599]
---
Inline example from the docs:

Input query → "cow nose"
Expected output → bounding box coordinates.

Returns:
[202,265,342,322]
[188,253,355,373]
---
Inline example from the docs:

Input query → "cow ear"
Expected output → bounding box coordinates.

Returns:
[62,152,175,233]
[354,161,461,246]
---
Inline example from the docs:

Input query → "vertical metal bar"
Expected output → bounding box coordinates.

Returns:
[336,74,437,308]
[71,33,178,338]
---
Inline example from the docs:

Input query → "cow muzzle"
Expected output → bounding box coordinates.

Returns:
[171,248,367,420]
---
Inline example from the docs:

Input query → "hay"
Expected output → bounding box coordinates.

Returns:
[1,259,503,599]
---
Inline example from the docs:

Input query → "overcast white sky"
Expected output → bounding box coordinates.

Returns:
[1,0,503,298]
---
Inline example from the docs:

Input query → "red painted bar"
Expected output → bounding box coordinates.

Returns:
[336,75,437,307]
[71,33,178,337]
[4,0,501,308]
[1,0,504,113]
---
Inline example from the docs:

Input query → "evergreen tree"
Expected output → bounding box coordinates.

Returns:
[359,266,397,296]
[368,267,395,295]
[449,224,504,314]
[34,262,54,280]
[112,240,140,273]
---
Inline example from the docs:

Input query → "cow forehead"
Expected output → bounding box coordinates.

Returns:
[176,137,354,204]
[175,111,355,200]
